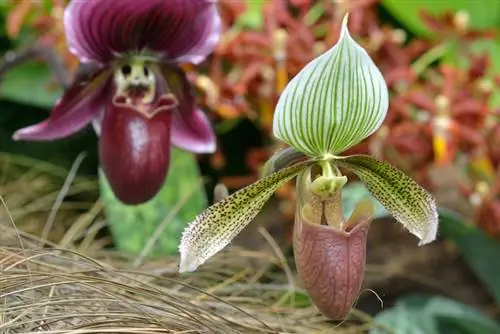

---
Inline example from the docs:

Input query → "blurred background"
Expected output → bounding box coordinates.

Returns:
[2,0,500,332]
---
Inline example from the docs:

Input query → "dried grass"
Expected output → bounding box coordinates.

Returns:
[0,244,335,333]
[0,154,382,333]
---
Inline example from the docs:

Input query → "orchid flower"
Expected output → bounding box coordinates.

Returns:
[12,0,221,205]
[179,14,438,320]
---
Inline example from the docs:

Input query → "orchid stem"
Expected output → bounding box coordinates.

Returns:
[319,160,335,178]
[411,42,451,77]
[0,44,71,89]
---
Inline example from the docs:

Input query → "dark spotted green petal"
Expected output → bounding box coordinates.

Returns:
[179,159,315,273]
[273,14,389,157]
[335,155,438,245]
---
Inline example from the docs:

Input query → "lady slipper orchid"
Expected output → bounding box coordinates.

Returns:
[12,0,221,205]
[178,14,438,320]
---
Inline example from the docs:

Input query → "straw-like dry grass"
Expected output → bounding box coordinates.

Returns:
[0,153,388,333]
[1,242,349,333]
[2,153,491,333]
[0,218,381,333]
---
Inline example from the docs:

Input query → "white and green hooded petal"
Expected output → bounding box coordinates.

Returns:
[273,14,389,157]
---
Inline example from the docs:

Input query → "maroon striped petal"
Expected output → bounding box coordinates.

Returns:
[13,68,112,141]
[99,95,175,205]
[158,64,216,153]
[64,0,221,64]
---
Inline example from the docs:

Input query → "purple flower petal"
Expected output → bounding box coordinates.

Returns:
[64,0,221,64]
[13,68,112,141]
[99,95,175,205]
[158,64,216,154]
[171,108,216,153]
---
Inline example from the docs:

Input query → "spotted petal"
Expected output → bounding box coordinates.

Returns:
[273,14,389,157]
[179,159,315,273]
[64,0,221,64]
[335,155,438,245]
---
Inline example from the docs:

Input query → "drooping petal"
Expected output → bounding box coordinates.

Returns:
[294,171,374,319]
[335,155,439,245]
[171,109,216,153]
[64,0,221,64]
[13,68,111,141]
[273,14,389,157]
[99,96,175,205]
[158,64,216,153]
[178,159,316,273]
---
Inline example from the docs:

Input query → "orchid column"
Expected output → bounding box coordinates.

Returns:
[179,15,438,320]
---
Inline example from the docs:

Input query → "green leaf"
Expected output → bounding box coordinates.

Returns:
[273,15,389,157]
[335,155,438,245]
[0,62,62,108]
[233,0,268,30]
[304,3,326,27]
[371,294,500,334]
[100,147,207,257]
[439,208,500,306]
[381,0,500,38]
[178,159,315,273]
[372,298,434,334]
[341,182,388,220]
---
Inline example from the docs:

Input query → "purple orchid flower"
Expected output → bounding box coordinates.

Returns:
[13,0,221,205]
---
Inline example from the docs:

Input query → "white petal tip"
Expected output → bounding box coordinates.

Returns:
[339,13,351,41]
[417,233,436,246]
[178,232,201,273]
[417,203,439,246]
[341,13,350,28]
[204,141,217,154]
[178,257,199,273]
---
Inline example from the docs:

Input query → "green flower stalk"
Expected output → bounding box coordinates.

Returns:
[178,14,438,320]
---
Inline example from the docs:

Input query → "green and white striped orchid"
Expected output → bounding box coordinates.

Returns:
[178,15,438,276]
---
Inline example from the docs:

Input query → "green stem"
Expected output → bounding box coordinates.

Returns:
[319,160,335,178]
[411,42,452,77]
